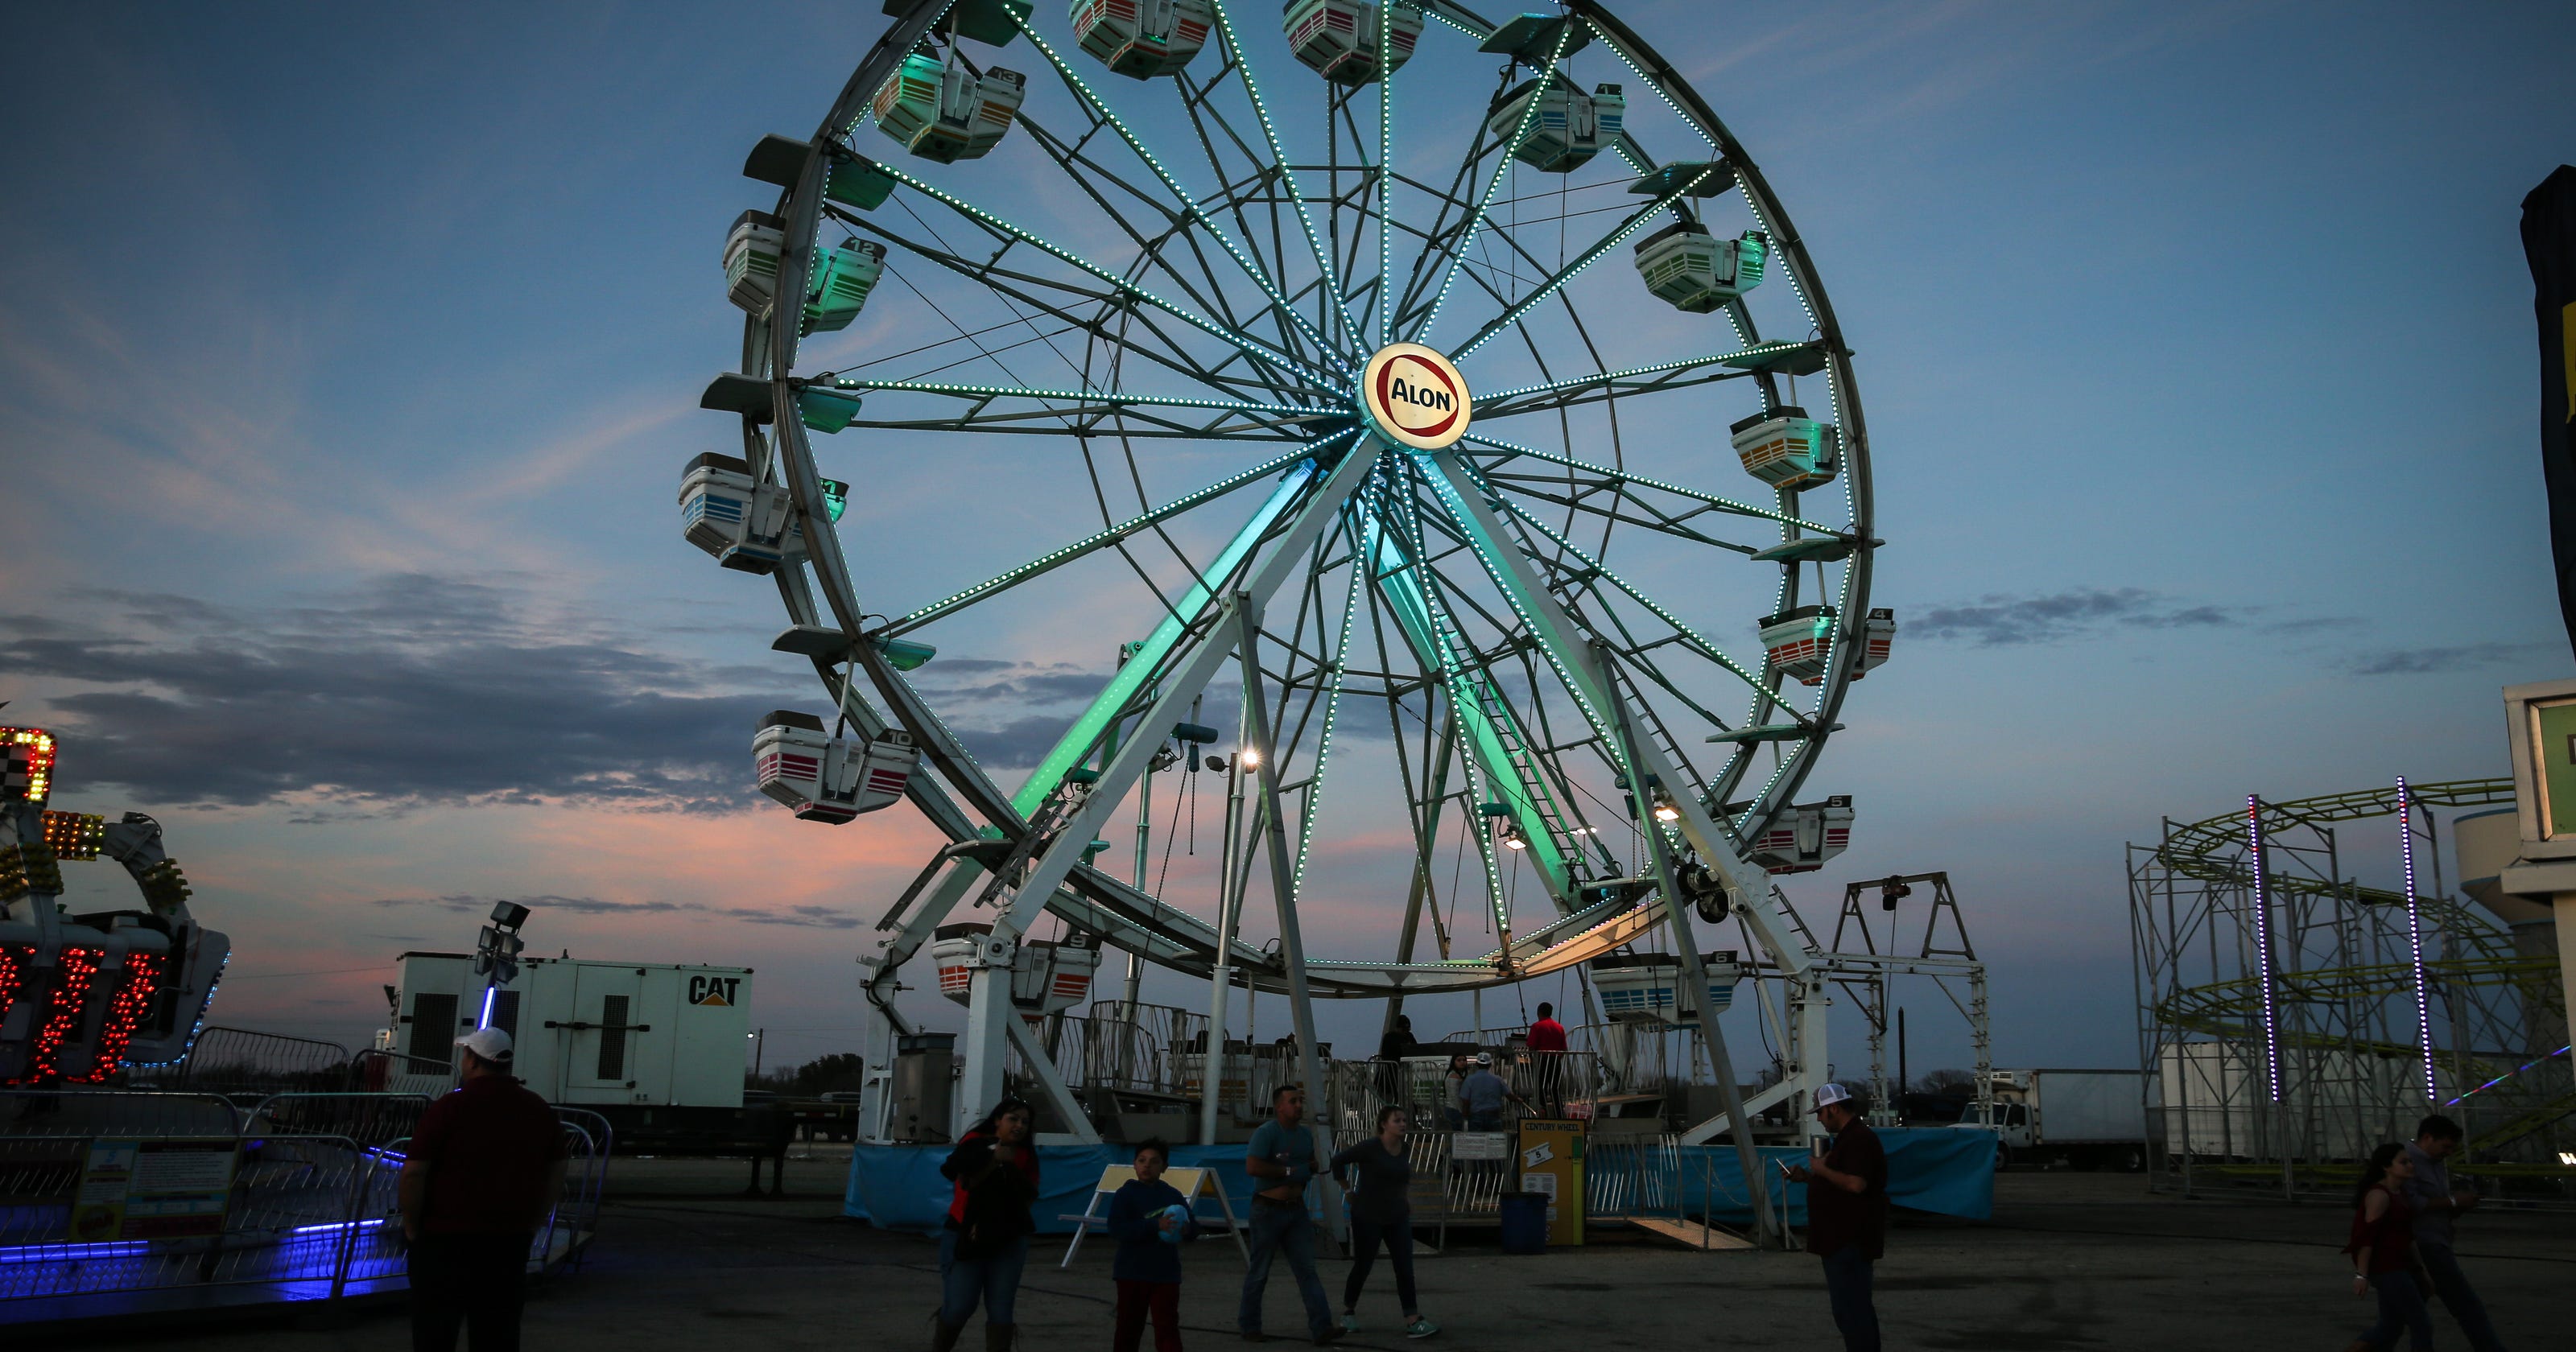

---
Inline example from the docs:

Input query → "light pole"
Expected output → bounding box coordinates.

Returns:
[749,1028,766,1081]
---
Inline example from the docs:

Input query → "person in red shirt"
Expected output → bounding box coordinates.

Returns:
[1525,1004,1568,1113]
[399,1027,569,1352]
[2343,1142,2433,1351]
[1785,1082,1888,1352]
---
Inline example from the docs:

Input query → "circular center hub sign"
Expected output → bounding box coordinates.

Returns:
[1360,343,1471,451]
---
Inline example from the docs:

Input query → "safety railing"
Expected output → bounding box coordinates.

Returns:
[1327,1053,1604,1133]
[0,1088,606,1316]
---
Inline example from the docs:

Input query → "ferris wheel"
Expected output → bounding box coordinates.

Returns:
[691,0,1887,1125]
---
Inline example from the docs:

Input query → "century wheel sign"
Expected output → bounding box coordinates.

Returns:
[694,0,1891,1129]
[1361,341,1468,451]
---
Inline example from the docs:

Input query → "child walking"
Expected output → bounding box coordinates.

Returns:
[1108,1139,1194,1352]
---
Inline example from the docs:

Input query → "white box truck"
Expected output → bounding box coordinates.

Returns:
[1953,1068,2149,1170]
[380,952,791,1179]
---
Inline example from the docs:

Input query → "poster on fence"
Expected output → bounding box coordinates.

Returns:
[68,1137,237,1241]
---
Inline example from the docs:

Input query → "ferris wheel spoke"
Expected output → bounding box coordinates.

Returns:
[829,209,1289,402]
[844,378,1313,420]
[1444,164,1720,361]
[1385,121,1508,339]
[1412,20,1579,344]
[1013,114,1290,365]
[1480,476,1759,553]
[858,156,1344,395]
[1010,17,1348,374]
[1364,477,1587,917]
[1472,341,1818,420]
[1458,432,1839,534]
[1199,0,1360,348]
[1469,472,1784,711]
[886,441,1329,639]
[1364,492,1523,939]
[1009,426,1374,818]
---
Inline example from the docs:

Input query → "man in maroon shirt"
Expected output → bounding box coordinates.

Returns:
[1784,1082,1887,1352]
[400,1028,569,1352]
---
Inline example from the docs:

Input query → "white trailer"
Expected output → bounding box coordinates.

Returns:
[382,953,750,1109]
[1953,1068,2149,1170]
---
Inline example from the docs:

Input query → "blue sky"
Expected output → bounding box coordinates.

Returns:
[4,1,2572,1079]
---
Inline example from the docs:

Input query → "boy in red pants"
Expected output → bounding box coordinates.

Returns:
[1108,1139,1195,1352]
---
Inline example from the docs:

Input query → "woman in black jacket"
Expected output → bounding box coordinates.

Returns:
[1331,1107,1438,1339]
[936,1097,1040,1352]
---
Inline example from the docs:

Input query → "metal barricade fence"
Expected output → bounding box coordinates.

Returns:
[0,1089,605,1314]
[163,1027,355,1097]
[1583,1133,1685,1221]
[244,1094,434,1148]
[0,1090,241,1139]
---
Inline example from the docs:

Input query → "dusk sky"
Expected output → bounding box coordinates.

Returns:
[4,1,2572,1082]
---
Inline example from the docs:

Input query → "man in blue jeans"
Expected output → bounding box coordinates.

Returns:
[1241,1083,1341,1345]
[1784,1082,1888,1352]
[2403,1113,2510,1352]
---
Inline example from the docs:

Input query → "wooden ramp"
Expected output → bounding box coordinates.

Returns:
[1622,1216,1757,1251]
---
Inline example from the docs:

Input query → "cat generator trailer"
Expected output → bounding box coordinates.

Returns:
[382,954,795,1185]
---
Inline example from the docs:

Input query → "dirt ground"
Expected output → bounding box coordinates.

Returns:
[66,1144,2574,1350]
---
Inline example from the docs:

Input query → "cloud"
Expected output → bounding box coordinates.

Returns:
[2346,642,2549,677]
[1,575,806,812]
[1906,587,2242,647]
[371,892,859,929]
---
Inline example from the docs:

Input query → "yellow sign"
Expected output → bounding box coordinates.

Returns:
[1515,1119,1585,1247]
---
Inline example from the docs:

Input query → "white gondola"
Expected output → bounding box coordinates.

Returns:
[1728,405,1841,492]
[1589,951,1741,1024]
[1282,0,1420,85]
[1758,604,1835,686]
[1633,222,1767,313]
[1749,796,1853,875]
[724,210,785,315]
[753,714,918,825]
[1485,79,1624,173]
[1072,0,1213,78]
[679,452,795,574]
[874,53,1027,163]
[803,237,887,335]
[932,924,1103,1016]
[1852,608,1896,678]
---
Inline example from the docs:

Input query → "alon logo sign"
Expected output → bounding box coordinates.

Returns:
[1361,342,1471,451]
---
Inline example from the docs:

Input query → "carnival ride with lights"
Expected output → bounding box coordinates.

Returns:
[2130,780,2573,1197]
[0,727,231,1089]
[687,0,1911,1164]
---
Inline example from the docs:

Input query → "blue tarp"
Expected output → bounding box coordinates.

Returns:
[847,1142,1271,1235]
[844,1127,1992,1231]
[1675,1129,1996,1224]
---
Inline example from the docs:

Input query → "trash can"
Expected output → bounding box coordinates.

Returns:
[1497,1191,1549,1254]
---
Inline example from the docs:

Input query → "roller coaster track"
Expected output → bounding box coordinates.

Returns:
[2145,777,2573,1155]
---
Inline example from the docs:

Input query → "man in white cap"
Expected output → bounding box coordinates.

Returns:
[1783,1082,1888,1352]
[399,1026,569,1351]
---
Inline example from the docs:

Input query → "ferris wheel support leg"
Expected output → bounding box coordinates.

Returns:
[1237,604,1349,1244]
[959,955,1018,1140]
[1005,1010,1101,1144]
[1597,641,1776,1250]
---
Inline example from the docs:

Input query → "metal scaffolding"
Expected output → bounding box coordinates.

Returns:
[2128,779,2572,1202]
